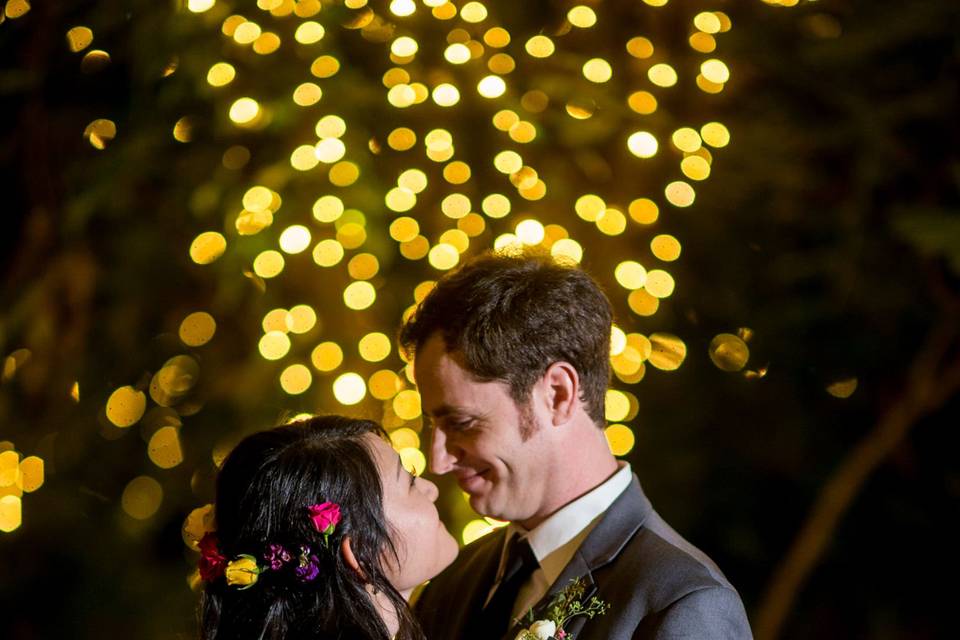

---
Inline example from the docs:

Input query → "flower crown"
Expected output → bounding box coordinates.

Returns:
[198,502,341,590]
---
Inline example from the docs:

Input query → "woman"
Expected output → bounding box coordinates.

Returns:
[198,415,459,639]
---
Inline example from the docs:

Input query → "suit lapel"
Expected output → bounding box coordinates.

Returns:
[500,476,652,640]
[458,529,508,640]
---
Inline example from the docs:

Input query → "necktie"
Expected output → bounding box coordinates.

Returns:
[482,535,538,637]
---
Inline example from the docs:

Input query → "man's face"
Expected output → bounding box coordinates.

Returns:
[414,333,550,522]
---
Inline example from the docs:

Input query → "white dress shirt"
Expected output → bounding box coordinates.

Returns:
[485,462,633,623]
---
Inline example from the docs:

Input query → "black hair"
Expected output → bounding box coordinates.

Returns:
[399,250,612,427]
[199,415,423,640]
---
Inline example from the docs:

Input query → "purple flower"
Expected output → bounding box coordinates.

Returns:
[295,545,321,582]
[263,544,292,571]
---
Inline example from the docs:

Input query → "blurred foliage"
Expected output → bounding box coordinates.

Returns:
[1,1,959,639]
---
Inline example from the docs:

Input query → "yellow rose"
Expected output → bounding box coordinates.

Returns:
[225,555,261,589]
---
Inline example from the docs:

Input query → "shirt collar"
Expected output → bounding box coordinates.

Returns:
[504,462,632,587]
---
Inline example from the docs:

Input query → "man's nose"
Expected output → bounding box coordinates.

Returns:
[429,427,456,475]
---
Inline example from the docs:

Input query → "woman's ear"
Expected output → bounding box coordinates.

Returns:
[340,536,362,574]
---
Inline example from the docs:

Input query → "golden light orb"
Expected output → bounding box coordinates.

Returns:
[525,35,555,58]
[482,193,511,219]
[428,243,460,271]
[259,331,291,361]
[278,225,312,254]
[605,424,635,456]
[106,386,147,428]
[207,62,236,87]
[121,476,163,520]
[229,97,260,124]
[313,239,345,267]
[568,5,597,27]
[596,208,627,236]
[311,342,343,372]
[347,253,379,280]
[672,127,702,153]
[295,21,325,44]
[709,334,750,372]
[287,305,318,334]
[189,232,226,265]
[477,75,506,98]
[388,127,417,151]
[701,122,731,147]
[343,281,376,310]
[359,332,392,362]
[333,372,367,405]
[628,131,658,158]
[629,198,659,224]
[493,150,522,174]
[314,138,346,163]
[648,333,687,371]
[694,11,722,34]
[583,58,613,83]
[179,312,216,347]
[253,250,285,278]
[610,325,627,356]
[665,181,696,207]
[651,235,682,261]
[280,364,313,395]
[389,0,416,17]
[389,216,420,242]
[644,270,676,298]
[441,193,471,219]
[391,36,418,58]
[460,1,487,22]
[701,59,730,84]
[66,26,94,52]
[575,194,606,222]
[291,144,320,171]
[551,238,583,263]
[432,83,460,107]
[393,390,422,420]
[648,63,678,88]
[615,261,648,290]
[385,187,417,212]
[626,36,654,59]
[516,219,545,245]
[445,43,471,64]
[315,114,347,139]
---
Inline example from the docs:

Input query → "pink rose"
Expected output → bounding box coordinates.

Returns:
[308,502,341,535]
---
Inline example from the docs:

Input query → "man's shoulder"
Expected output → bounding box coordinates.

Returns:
[599,509,738,609]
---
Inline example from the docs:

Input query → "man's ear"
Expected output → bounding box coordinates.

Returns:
[341,536,362,575]
[541,361,579,426]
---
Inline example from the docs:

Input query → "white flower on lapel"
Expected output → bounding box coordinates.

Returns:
[514,577,609,640]
[528,619,556,639]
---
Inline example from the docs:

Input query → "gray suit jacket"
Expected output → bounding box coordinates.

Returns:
[415,476,752,639]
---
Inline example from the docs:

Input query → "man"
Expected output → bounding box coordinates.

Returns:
[401,251,752,640]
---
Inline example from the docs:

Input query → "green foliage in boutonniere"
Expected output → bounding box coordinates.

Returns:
[514,578,610,640]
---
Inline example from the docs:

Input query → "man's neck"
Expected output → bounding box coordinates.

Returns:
[518,435,620,530]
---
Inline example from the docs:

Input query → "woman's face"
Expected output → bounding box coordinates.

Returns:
[366,434,459,597]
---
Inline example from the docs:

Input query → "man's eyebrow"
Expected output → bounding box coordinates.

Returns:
[426,404,459,419]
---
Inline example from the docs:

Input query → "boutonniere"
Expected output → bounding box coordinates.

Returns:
[514,578,610,640]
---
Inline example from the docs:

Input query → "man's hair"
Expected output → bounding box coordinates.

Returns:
[399,250,612,426]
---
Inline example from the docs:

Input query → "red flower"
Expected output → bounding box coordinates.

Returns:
[307,502,341,535]
[198,532,227,581]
